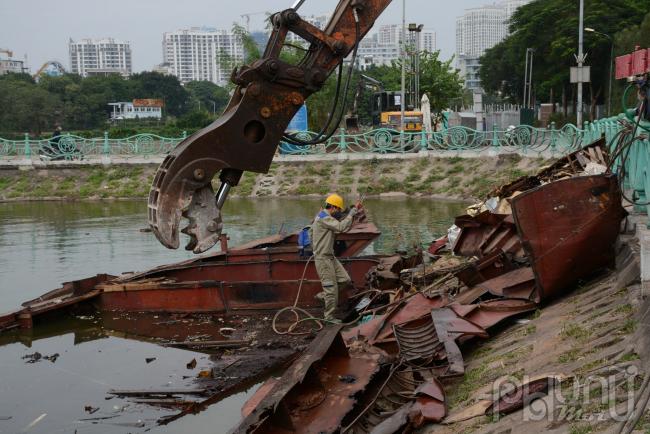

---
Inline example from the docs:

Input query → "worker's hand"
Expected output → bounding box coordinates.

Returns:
[354,200,363,211]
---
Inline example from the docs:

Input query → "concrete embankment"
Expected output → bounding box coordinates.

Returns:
[0,154,549,202]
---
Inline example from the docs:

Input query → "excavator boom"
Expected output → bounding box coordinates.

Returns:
[148,0,393,253]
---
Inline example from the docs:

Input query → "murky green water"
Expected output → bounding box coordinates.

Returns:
[0,197,467,434]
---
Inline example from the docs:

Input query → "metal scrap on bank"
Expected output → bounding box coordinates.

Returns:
[0,136,627,433]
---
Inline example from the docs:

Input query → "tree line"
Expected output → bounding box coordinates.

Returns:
[0,72,231,137]
[0,25,464,138]
[479,0,649,123]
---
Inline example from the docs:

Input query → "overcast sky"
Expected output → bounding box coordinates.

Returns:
[1,0,491,73]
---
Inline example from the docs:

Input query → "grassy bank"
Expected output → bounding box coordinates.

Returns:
[0,155,550,202]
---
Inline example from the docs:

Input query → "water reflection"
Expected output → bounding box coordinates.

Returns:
[0,197,467,434]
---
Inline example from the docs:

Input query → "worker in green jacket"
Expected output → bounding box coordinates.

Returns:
[309,193,363,322]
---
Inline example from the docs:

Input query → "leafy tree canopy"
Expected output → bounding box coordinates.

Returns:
[479,0,647,108]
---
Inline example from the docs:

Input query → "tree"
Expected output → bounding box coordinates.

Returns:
[479,0,647,119]
[361,51,464,114]
[185,81,231,115]
[130,72,189,116]
[0,77,61,134]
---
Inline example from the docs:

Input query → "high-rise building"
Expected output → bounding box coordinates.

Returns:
[357,25,436,70]
[162,27,244,85]
[455,0,531,90]
[69,38,132,77]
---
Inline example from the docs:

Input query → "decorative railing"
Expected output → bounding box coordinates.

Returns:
[0,120,635,161]
[279,124,588,155]
[0,132,188,161]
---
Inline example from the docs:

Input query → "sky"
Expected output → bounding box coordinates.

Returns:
[0,0,491,73]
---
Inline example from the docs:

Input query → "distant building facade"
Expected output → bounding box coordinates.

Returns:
[108,99,164,120]
[69,38,132,77]
[162,27,244,85]
[357,24,436,69]
[456,0,530,90]
[0,50,28,75]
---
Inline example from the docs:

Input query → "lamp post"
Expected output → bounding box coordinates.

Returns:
[400,0,406,132]
[585,27,613,117]
[408,23,424,110]
[577,0,585,126]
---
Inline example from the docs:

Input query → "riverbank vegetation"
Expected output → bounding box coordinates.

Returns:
[0,155,548,202]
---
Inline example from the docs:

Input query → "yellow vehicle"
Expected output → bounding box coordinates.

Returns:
[380,111,424,132]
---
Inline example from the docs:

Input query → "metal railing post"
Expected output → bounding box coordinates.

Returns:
[339,128,347,153]
[24,133,31,158]
[103,131,110,155]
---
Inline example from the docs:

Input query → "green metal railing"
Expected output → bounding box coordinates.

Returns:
[0,120,637,161]
[0,131,188,160]
[589,114,650,216]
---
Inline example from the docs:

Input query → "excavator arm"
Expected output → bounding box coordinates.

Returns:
[148,0,393,253]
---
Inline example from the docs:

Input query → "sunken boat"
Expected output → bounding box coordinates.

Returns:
[0,216,408,331]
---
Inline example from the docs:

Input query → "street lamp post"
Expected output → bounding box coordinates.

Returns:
[577,0,585,127]
[408,23,424,110]
[585,27,614,117]
[400,0,406,132]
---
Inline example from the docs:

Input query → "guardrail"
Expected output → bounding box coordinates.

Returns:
[0,132,188,161]
[0,120,635,161]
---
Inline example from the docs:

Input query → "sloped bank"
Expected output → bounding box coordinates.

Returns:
[0,154,549,202]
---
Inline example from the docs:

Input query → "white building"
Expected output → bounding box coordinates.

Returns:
[162,27,244,85]
[108,99,164,120]
[0,49,28,75]
[357,24,436,69]
[456,0,530,90]
[69,38,132,77]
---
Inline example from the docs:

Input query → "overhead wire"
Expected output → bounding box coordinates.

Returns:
[282,13,362,146]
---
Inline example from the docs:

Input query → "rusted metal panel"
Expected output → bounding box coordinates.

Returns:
[511,174,625,301]
[97,257,384,313]
[451,299,537,330]
[121,221,379,282]
[472,267,535,298]
[230,325,380,434]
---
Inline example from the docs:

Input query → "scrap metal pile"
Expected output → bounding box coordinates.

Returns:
[232,138,627,433]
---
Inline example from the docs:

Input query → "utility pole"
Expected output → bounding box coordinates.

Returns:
[577,0,584,126]
[400,0,406,132]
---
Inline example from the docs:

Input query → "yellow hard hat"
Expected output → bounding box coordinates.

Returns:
[325,193,344,209]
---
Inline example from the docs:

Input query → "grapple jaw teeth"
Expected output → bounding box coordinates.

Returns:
[180,185,224,254]
[147,152,226,253]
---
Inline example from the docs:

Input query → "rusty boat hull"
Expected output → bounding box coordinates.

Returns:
[1,221,389,330]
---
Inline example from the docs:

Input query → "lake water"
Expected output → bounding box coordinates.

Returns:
[0,197,467,434]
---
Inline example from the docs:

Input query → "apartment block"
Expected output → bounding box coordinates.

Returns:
[69,38,132,77]
[162,27,244,85]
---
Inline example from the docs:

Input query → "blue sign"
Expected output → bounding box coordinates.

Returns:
[281,104,309,154]
[287,104,308,131]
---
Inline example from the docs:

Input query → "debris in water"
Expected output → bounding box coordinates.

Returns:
[22,352,42,363]
[145,357,156,364]
[44,353,59,363]
[83,406,99,414]
[186,358,197,369]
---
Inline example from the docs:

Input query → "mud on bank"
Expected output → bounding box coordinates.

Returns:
[0,155,549,202]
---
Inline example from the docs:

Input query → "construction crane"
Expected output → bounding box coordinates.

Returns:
[240,11,269,32]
